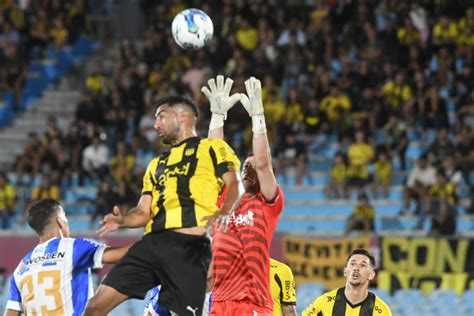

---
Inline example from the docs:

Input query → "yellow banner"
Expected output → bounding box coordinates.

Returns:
[283,236,370,289]
[378,271,474,295]
[381,237,473,273]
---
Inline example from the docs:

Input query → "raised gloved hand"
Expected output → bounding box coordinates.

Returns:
[240,77,266,135]
[201,75,241,130]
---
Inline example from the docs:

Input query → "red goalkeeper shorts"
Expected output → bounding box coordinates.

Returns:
[210,299,272,316]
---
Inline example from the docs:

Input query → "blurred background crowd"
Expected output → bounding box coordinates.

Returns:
[0,0,473,236]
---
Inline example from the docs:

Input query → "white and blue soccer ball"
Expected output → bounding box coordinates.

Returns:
[171,8,214,50]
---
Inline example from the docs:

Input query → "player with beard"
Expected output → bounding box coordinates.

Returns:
[302,249,391,316]
[202,76,284,315]
[85,94,243,316]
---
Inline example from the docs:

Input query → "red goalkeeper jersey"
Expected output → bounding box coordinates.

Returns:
[212,186,284,310]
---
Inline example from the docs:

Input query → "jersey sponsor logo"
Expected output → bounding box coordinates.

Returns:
[25,252,65,266]
[327,295,336,302]
[158,162,191,186]
[375,305,383,314]
[285,280,291,300]
[218,147,227,160]
[230,210,254,227]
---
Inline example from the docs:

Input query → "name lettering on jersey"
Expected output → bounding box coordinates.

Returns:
[230,210,254,226]
[158,162,191,186]
[25,252,65,266]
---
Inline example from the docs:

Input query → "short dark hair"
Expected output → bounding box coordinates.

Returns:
[347,249,376,268]
[28,199,61,235]
[154,95,199,118]
[245,151,277,173]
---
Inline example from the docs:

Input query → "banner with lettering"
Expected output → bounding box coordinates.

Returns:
[282,235,370,289]
[379,237,474,294]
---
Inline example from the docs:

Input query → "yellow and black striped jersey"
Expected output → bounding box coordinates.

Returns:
[142,137,240,234]
[303,287,391,316]
[270,258,296,316]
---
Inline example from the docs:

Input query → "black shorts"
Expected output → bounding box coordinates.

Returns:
[103,230,211,315]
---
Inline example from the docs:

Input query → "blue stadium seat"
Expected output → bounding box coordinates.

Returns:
[457,217,474,232]
[406,145,422,161]
[297,282,325,313]
[69,217,91,231]
[284,190,325,201]
[283,204,352,216]
[277,219,345,232]
[388,189,403,200]
[376,204,400,216]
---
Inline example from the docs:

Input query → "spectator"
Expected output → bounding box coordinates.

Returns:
[425,128,455,167]
[401,156,437,214]
[50,17,68,47]
[428,202,456,236]
[86,63,107,94]
[320,86,351,135]
[442,155,463,190]
[372,151,392,200]
[425,171,458,211]
[40,137,70,185]
[432,16,458,47]
[31,177,60,201]
[235,18,258,51]
[346,192,375,235]
[346,131,374,196]
[0,173,16,229]
[181,57,212,101]
[139,105,159,146]
[420,86,449,130]
[15,132,43,183]
[110,142,135,175]
[81,136,109,183]
[384,114,409,170]
[325,153,347,199]
[90,181,116,228]
[455,126,474,185]
[275,133,309,186]
[382,71,413,119]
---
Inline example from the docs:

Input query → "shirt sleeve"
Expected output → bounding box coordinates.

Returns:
[263,186,284,218]
[280,265,297,305]
[6,275,23,311]
[142,158,157,195]
[302,296,323,316]
[377,297,393,316]
[72,238,108,270]
[208,139,241,177]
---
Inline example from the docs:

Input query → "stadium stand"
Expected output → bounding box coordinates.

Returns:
[0,0,473,315]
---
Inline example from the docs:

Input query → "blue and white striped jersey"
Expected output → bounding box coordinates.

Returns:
[6,237,107,315]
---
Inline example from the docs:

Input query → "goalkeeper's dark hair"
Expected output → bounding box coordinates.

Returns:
[154,95,199,118]
[245,151,277,173]
[347,248,376,268]
[28,199,62,235]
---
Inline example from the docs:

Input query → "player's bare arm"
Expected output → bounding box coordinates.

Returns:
[97,195,152,236]
[241,77,278,201]
[101,245,133,264]
[204,170,244,230]
[282,304,297,316]
[5,309,20,316]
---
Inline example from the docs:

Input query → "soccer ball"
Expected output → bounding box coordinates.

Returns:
[171,8,213,50]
